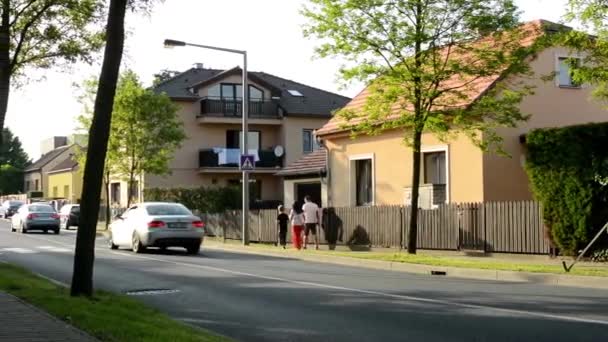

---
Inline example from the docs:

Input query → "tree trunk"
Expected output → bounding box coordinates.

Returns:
[407,129,422,254]
[0,0,11,148]
[104,171,110,230]
[71,0,127,297]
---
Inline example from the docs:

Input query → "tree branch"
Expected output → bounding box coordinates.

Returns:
[10,0,57,71]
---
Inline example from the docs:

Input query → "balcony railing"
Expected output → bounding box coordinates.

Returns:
[199,97,281,119]
[199,148,283,169]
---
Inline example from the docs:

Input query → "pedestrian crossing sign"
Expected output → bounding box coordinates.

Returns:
[240,154,255,170]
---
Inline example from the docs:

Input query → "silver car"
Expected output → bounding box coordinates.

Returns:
[108,202,205,254]
[11,204,60,234]
[0,200,24,219]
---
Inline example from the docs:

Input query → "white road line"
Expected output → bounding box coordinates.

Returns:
[12,232,608,326]
[36,246,72,253]
[1,247,37,254]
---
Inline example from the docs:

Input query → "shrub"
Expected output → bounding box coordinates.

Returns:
[525,122,608,255]
[144,186,241,213]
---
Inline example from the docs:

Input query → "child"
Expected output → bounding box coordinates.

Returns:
[276,205,289,249]
[289,201,305,250]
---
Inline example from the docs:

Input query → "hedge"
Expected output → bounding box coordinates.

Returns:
[525,122,608,255]
[144,186,241,214]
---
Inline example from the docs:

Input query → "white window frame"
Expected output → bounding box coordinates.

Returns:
[555,54,583,89]
[421,145,450,204]
[349,153,375,206]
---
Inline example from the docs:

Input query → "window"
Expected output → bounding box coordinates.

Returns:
[34,180,39,191]
[557,57,580,88]
[219,83,264,101]
[226,130,260,150]
[110,183,121,204]
[249,85,264,101]
[352,158,373,206]
[25,181,30,191]
[423,151,446,184]
[52,186,58,198]
[287,89,303,96]
[208,84,220,98]
[63,185,70,199]
[302,129,320,153]
[146,204,192,216]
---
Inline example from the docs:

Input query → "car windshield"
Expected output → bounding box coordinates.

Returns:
[9,201,23,208]
[29,205,54,213]
[145,204,191,216]
[71,206,80,213]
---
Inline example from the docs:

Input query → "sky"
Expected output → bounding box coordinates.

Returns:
[5,0,568,160]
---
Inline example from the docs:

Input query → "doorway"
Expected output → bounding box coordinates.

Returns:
[295,182,322,206]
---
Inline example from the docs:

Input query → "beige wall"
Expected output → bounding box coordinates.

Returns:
[24,172,42,193]
[281,117,331,165]
[23,145,77,197]
[326,130,484,207]
[283,177,328,208]
[483,46,608,201]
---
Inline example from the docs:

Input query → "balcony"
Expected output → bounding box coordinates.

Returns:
[199,148,283,173]
[197,97,282,125]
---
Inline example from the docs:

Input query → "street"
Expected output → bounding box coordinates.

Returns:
[1,220,608,342]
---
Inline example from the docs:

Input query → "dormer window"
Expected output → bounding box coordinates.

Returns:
[557,56,581,88]
[287,89,303,96]
[207,83,265,101]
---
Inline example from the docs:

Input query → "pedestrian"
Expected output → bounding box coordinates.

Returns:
[302,195,320,250]
[276,205,289,249]
[289,201,305,250]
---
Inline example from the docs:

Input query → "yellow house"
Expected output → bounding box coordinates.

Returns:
[316,20,608,208]
[46,155,82,203]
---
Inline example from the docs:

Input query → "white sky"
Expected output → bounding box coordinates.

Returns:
[6,0,568,159]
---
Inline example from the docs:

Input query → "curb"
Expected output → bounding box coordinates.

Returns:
[204,242,608,290]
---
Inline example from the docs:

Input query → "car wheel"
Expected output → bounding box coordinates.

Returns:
[20,223,27,234]
[132,233,146,254]
[186,243,201,255]
[54,229,60,235]
[108,234,118,250]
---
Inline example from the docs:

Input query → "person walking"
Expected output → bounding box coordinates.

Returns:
[276,205,289,249]
[289,201,305,250]
[302,195,320,250]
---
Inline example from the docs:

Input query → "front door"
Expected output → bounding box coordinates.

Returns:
[295,182,322,207]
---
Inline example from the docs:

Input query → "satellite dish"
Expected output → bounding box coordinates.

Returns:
[274,145,284,157]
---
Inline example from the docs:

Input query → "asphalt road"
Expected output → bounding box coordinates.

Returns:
[1,220,608,342]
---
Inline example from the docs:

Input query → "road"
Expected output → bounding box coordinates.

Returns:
[1,220,608,342]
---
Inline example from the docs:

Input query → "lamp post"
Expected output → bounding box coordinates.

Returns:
[164,39,250,245]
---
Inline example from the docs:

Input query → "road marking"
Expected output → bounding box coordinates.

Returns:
[11,231,608,327]
[1,247,36,254]
[36,246,71,253]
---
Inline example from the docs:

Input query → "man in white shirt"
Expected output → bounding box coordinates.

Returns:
[302,195,320,249]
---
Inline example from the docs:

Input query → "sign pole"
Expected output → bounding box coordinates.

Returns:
[242,52,250,245]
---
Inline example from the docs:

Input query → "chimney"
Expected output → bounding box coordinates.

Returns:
[193,63,204,69]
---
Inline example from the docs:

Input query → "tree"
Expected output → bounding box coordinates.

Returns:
[152,68,180,86]
[0,164,21,194]
[303,0,537,253]
[111,71,184,207]
[77,70,185,208]
[71,0,128,298]
[1,127,29,168]
[0,0,105,147]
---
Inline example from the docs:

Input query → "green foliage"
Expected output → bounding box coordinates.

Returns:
[144,187,241,214]
[0,164,22,195]
[0,128,30,169]
[525,123,608,255]
[302,0,536,153]
[152,69,181,86]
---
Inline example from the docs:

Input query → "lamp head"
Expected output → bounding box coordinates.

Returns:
[164,39,186,48]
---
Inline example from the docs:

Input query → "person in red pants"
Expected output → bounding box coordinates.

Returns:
[289,201,305,250]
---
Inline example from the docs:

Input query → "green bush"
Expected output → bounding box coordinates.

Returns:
[144,186,241,214]
[525,122,608,255]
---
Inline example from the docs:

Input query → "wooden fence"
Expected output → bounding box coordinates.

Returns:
[201,201,550,255]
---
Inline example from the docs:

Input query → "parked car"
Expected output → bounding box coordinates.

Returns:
[11,203,60,234]
[108,202,205,254]
[59,204,80,230]
[0,200,24,219]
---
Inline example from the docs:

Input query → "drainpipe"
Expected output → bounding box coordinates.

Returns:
[317,136,331,208]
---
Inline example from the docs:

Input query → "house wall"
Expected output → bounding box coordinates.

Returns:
[282,117,331,165]
[47,172,76,202]
[24,172,42,193]
[482,46,608,201]
[283,177,328,208]
[326,130,484,207]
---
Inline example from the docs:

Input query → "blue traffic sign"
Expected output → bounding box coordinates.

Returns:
[240,154,255,170]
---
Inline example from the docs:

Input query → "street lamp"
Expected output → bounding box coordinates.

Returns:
[164,39,250,245]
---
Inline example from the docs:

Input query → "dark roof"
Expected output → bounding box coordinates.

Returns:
[48,154,79,173]
[153,67,351,117]
[24,146,70,172]
[276,149,326,177]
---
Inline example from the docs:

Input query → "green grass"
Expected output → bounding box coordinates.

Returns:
[207,238,608,277]
[0,263,230,342]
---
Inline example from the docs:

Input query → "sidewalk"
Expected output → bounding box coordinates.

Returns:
[0,292,97,342]
[203,239,608,290]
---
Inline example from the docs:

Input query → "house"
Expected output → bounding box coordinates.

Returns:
[315,20,608,208]
[46,153,82,203]
[123,65,350,207]
[23,138,80,198]
[276,149,328,207]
